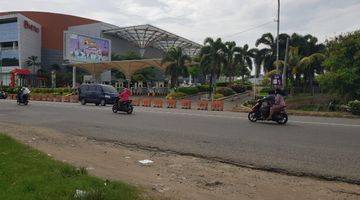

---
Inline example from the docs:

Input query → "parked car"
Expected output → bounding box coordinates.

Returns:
[78,84,118,106]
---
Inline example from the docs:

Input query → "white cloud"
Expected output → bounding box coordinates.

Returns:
[1,0,359,46]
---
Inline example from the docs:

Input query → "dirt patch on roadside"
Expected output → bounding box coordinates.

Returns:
[2,122,360,200]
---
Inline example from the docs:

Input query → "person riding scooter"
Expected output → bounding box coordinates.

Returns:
[17,86,31,104]
[267,89,286,120]
[118,87,131,106]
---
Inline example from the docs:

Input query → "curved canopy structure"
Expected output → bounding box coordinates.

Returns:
[103,24,202,56]
[72,59,166,80]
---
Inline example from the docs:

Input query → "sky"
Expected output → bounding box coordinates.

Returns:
[1,0,360,47]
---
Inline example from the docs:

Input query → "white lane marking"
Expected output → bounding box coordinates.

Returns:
[291,120,360,128]
[139,109,360,127]
[3,100,360,128]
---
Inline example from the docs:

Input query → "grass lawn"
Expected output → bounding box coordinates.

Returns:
[0,134,141,200]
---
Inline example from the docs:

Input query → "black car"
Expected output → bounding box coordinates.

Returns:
[78,84,118,106]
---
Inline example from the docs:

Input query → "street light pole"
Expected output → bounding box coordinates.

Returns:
[276,0,280,72]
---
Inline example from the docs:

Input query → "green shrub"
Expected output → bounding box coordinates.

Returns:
[216,87,235,97]
[1,86,20,94]
[166,92,187,99]
[197,84,211,92]
[214,93,224,99]
[243,99,257,107]
[348,100,360,115]
[230,84,246,93]
[176,87,199,95]
[216,82,229,87]
[260,87,272,94]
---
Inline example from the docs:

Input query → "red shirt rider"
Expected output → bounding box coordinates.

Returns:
[118,88,131,102]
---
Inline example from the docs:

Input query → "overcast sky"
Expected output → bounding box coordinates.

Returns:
[1,0,360,46]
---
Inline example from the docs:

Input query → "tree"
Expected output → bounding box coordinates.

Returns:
[318,31,360,100]
[111,51,142,61]
[223,41,242,82]
[199,38,226,97]
[236,44,253,81]
[298,53,325,94]
[249,48,264,78]
[255,33,289,72]
[26,56,41,74]
[161,47,191,88]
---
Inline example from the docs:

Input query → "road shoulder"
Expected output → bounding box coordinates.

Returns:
[1,122,360,200]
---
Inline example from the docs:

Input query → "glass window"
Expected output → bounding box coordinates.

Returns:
[0,22,18,42]
[102,85,117,93]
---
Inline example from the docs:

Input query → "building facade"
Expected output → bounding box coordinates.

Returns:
[0,11,201,87]
[0,13,41,86]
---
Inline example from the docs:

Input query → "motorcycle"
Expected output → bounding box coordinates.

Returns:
[248,99,288,125]
[112,99,134,114]
[0,91,7,99]
[17,93,29,105]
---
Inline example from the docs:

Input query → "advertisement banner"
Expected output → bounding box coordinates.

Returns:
[64,32,111,63]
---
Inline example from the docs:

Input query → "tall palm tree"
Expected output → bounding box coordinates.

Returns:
[199,38,226,98]
[298,53,325,94]
[223,41,242,82]
[255,33,289,72]
[249,48,266,77]
[161,47,191,88]
[26,56,41,74]
[239,44,253,77]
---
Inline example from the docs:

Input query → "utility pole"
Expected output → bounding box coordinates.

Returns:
[276,0,280,72]
[282,37,289,89]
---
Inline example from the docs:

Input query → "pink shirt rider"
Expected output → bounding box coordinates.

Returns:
[275,94,286,107]
[119,88,131,102]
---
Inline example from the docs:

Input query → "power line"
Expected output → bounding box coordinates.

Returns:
[225,20,275,39]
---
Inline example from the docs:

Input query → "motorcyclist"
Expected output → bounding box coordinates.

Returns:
[267,89,286,120]
[262,90,276,106]
[118,87,131,106]
[18,86,31,102]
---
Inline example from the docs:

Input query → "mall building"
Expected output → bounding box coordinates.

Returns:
[0,11,201,87]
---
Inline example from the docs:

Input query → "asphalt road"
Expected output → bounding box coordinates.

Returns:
[1,100,360,183]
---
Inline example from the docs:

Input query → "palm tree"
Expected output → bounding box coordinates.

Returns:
[249,48,267,78]
[223,41,242,83]
[239,44,253,80]
[161,47,191,88]
[298,53,325,94]
[26,56,40,74]
[199,38,226,98]
[255,33,289,72]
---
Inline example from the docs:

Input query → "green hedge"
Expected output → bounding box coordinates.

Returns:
[214,93,224,99]
[348,100,360,115]
[216,87,236,97]
[166,92,187,100]
[32,88,73,95]
[1,86,20,94]
[176,87,199,95]
[216,82,230,87]
[197,84,211,92]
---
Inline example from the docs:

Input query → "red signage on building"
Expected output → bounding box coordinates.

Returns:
[24,20,39,33]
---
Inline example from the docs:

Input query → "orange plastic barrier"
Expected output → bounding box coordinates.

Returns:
[10,94,16,100]
[166,99,177,108]
[62,96,70,102]
[54,96,62,102]
[132,99,141,106]
[211,101,224,111]
[197,100,209,110]
[153,99,163,108]
[142,99,152,107]
[181,100,192,109]
[70,95,79,103]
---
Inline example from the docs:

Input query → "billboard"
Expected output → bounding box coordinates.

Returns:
[64,32,111,63]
